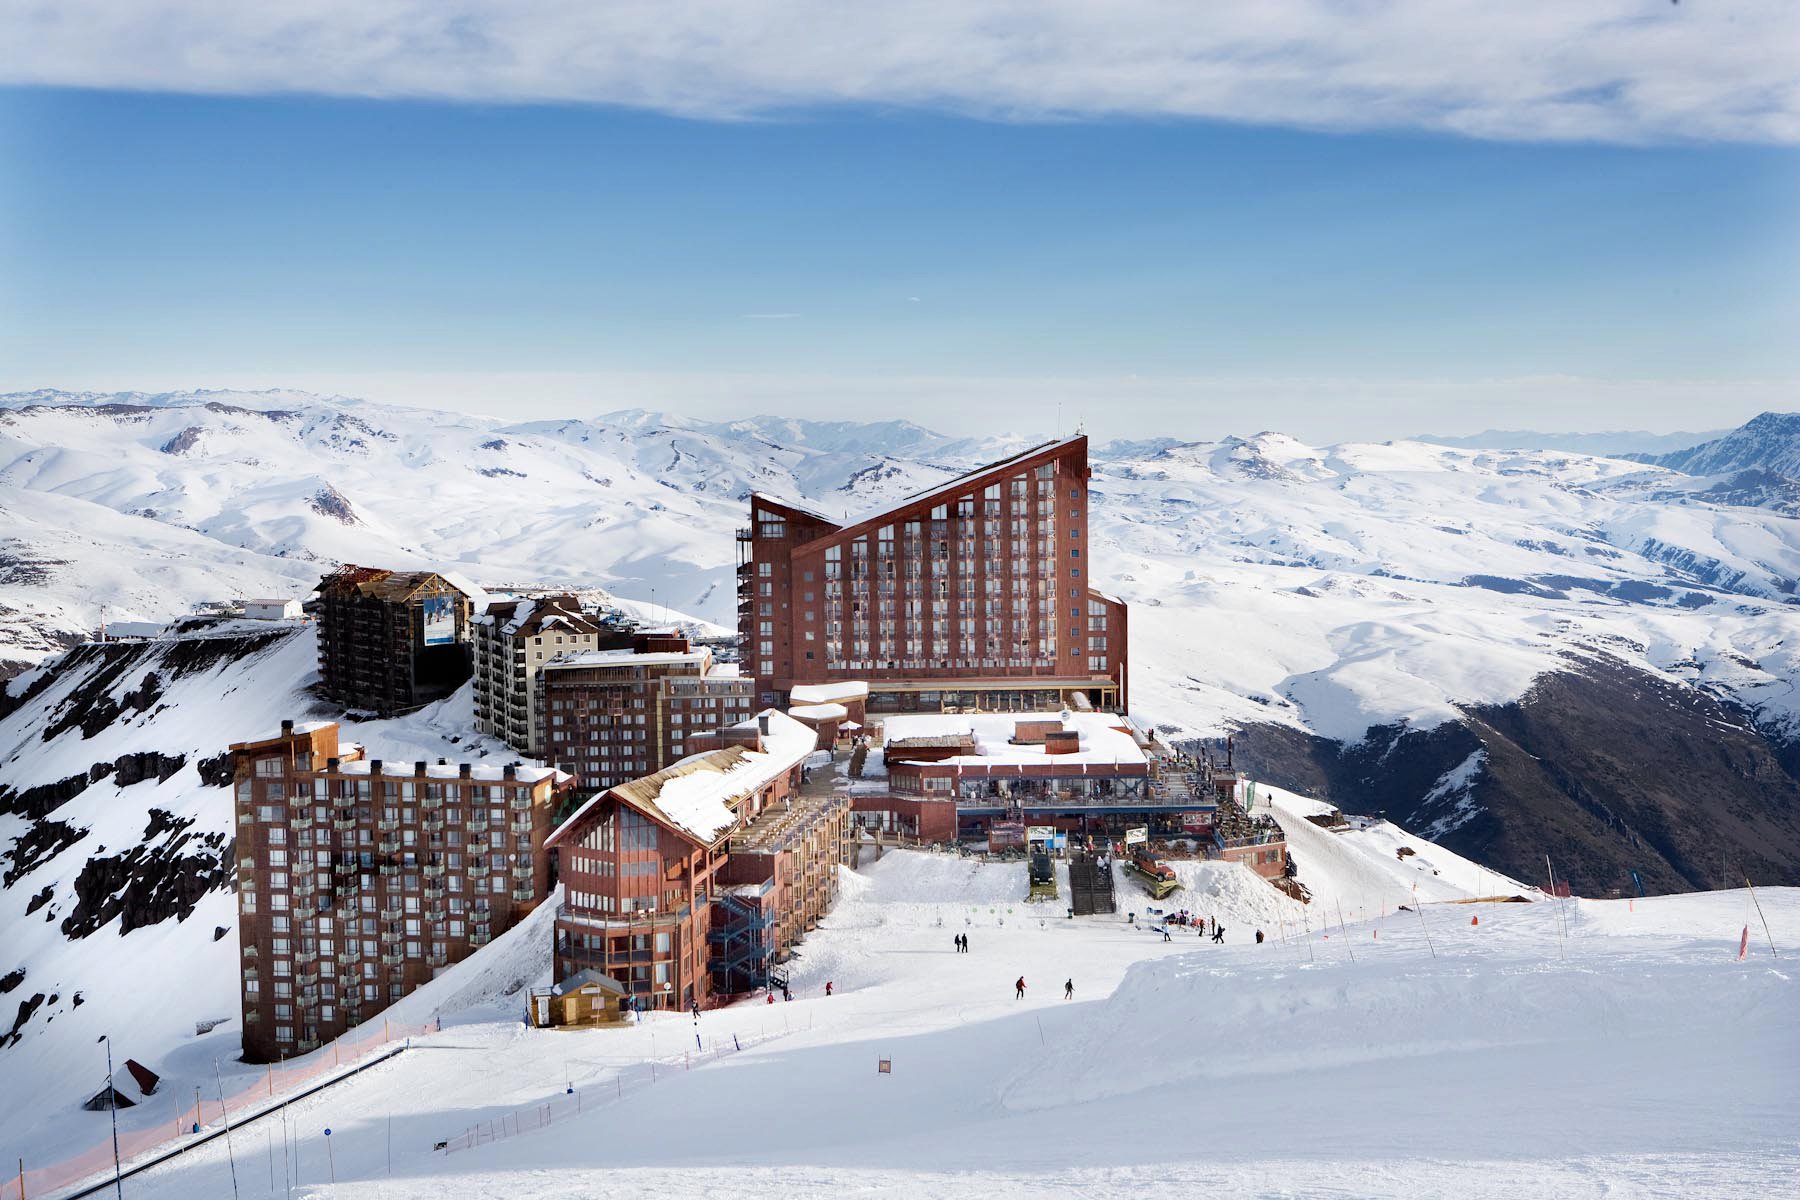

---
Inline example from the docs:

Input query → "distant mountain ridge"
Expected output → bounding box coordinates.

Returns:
[1631,411,1800,477]
[5,388,1800,896]
[1417,426,1728,458]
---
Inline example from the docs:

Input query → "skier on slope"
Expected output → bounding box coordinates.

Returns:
[1015,976,1027,999]
[1212,923,1226,944]
[1064,979,1074,1000]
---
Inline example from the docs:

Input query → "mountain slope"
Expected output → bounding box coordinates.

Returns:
[7,390,1800,893]
[1640,411,1800,477]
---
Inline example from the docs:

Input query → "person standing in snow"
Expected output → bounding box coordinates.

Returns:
[964,934,971,954]
[1162,928,1172,942]
[1064,979,1074,999]
[826,981,834,997]
[1212,924,1226,944]
[1255,929,1265,944]
[1015,976,1026,999]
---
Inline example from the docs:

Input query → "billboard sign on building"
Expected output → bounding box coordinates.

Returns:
[421,594,456,646]
[1124,825,1148,846]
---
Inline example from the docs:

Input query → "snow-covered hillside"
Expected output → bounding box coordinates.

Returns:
[7,388,1800,892]
[0,622,542,1150]
[25,844,1794,1200]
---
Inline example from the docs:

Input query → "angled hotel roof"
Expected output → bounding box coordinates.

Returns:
[799,435,1086,549]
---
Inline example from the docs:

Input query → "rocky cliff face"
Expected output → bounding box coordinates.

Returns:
[1217,654,1800,895]
[0,627,319,1071]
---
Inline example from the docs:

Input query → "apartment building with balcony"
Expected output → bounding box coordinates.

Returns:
[470,594,621,754]
[537,630,754,794]
[315,566,484,716]
[231,720,574,1063]
[736,435,1128,716]
[545,710,841,1011]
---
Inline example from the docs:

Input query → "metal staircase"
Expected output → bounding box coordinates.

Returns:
[707,888,776,996]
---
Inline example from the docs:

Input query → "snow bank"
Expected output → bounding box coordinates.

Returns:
[1007,898,1798,1112]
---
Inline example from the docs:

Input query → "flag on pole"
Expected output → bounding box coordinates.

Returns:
[1739,925,1750,961]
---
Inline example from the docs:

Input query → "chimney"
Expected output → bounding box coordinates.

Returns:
[758,714,770,735]
[503,763,517,780]
[280,719,294,735]
[414,761,427,776]
[326,757,339,772]
[458,763,472,779]
[370,758,383,774]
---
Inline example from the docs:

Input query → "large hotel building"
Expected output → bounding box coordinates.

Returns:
[230,720,573,1063]
[737,435,1127,714]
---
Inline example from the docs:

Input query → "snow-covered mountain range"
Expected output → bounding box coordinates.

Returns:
[4,388,1800,1194]
[5,387,1800,894]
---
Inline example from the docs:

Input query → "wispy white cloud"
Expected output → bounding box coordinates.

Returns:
[741,312,799,320]
[3,1,1795,144]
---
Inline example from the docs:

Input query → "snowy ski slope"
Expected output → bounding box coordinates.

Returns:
[50,838,1794,1200]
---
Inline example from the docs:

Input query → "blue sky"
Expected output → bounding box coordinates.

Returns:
[2,12,1797,443]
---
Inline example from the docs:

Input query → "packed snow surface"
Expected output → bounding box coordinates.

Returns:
[48,836,1795,1200]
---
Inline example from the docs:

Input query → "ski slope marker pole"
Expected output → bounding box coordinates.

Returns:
[1745,876,1779,958]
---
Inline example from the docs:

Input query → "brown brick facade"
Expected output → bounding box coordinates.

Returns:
[232,721,573,1063]
[537,632,754,793]
[737,436,1128,714]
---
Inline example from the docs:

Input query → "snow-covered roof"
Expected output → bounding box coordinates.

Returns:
[878,710,1145,769]
[789,681,869,704]
[548,709,816,847]
[434,569,493,612]
[750,491,838,525]
[244,597,299,606]
[544,647,708,669]
[335,759,569,785]
[789,703,848,721]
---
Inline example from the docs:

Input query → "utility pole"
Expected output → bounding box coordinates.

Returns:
[104,1036,123,1200]
[214,1059,241,1200]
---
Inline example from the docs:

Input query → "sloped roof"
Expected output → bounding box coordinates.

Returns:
[547,710,817,849]
[553,968,627,998]
[320,565,482,605]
